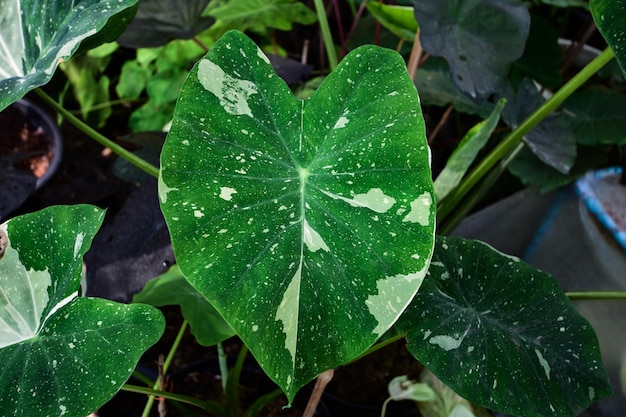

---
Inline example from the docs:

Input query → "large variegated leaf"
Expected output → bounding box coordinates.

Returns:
[591,0,626,79]
[396,236,611,417]
[159,30,435,401]
[0,205,165,417]
[0,0,139,111]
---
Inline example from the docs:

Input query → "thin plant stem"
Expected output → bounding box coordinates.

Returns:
[124,384,214,409]
[193,36,210,52]
[567,291,626,300]
[347,333,403,366]
[303,369,334,417]
[313,0,338,70]
[330,0,346,56]
[34,88,160,179]
[407,28,422,80]
[217,342,228,392]
[225,343,249,417]
[438,142,524,234]
[428,104,453,145]
[381,397,392,417]
[67,98,140,114]
[437,47,615,223]
[140,320,189,417]
[345,0,367,47]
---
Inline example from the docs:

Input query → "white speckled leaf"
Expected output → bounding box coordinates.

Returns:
[0,205,165,417]
[591,0,626,80]
[395,236,611,417]
[159,30,435,401]
[0,0,139,111]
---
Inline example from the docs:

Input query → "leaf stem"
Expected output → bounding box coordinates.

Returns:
[140,320,189,417]
[347,333,403,365]
[313,0,338,70]
[437,47,615,224]
[567,291,626,300]
[123,384,226,414]
[34,88,160,179]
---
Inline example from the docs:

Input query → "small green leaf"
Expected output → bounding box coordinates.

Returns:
[563,88,626,145]
[160,30,435,401]
[0,205,165,416]
[434,99,506,202]
[0,0,139,111]
[413,0,530,100]
[60,55,112,128]
[366,3,419,42]
[591,0,626,79]
[204,0,317,38]
[133,265,236,346]
[116,60,150,100]
[396,236,611,417]
[388,375,437,402]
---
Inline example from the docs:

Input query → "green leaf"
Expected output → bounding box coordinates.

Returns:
[59,55,112,128]
[434,99,506,202]
[563,87,626,145]
[412,0,530,100]
[414,57,494,118]
[159,30,435,402]
[396,236,611,417]
[508,145,608,193]
[0,0,139,112]
[366,3,419,42]
[387,375,437,402]
[501,78,576,174]
[129,99,176,132]
[513,14,562,89]
[204,0,317,38]
[117,0,214,48]
[536,0,588,8]
[0,205,165,416]
[116,60,150,100]
[133,265,235,346]
[591,0,626,80]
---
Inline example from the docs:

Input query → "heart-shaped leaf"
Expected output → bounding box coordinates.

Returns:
[133,265,235,346]
[159,30,435,401]
[0,205,165,417]
[0,0,139,112]
[117,0,214,48]
[591,0,626,79]
[395,236,611,417]
[563,88,626,145]
[412,0,530,101]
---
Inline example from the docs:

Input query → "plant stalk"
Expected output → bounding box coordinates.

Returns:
[139,320,189,417]
[123,384,227,415]
[437,47,615,223]
[34,88,160,179]
[567,291,626,300]
[313,0,338,70]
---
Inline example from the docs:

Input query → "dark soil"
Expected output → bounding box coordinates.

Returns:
[0,102,54,180]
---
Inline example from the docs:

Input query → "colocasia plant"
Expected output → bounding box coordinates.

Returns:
[1,0,625,416]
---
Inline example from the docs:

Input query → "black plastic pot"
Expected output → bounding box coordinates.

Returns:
[0,98,63,219]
